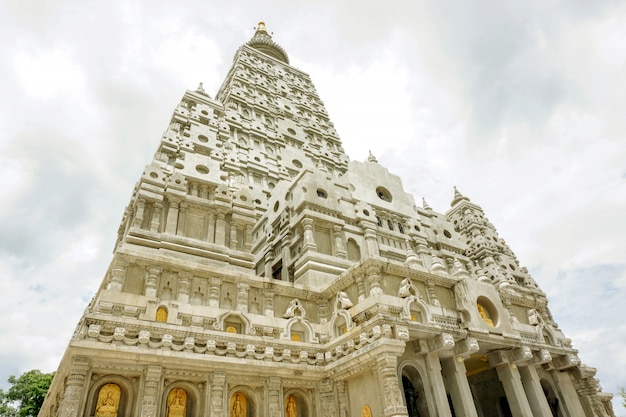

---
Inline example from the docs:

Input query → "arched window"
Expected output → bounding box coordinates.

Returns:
[346,239,361,262]
[166,388,187,417]
[402,366,430,417]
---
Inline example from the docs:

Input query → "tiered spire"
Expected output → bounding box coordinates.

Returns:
[246,21,289,63]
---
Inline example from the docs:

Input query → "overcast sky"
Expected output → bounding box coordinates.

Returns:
[1,0,625,413]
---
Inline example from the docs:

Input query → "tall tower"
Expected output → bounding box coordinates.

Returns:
[40,23,615,417]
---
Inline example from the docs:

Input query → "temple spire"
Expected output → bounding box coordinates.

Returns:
[246,21,289,64]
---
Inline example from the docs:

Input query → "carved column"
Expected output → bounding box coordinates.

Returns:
[441,356,479,417]
[244,225,253,252]
[337,380,349,417]
[302,217,317,251]
[366,265,383,295]
[165,198,180,234]
[333,225,347,258]
[177,202,188,236]
[237,282,249,313]
[489,350,534,417]
[264,288,275,317]
[140,365,162,417]
[58,357,89,417]
[190,182,198,197]
[208,278,221,308]
[132,198,146,228]
[206,210,216,243]
[355,273,366,302]
[267,376,282,417]
[144,266,162,298]
[422,339,453,417]
[229,221,238,250]
[281,232,291,281]
[149,202,162,232]
[210,372,226,417]
[319,379,338,417]
[377,354,408,417]
[199,184,208,199]
[108,258,128,291]
[362,222,380,257]
[550,369,587,417]
[177,271,192,303]
[215,213,226,246]
[518,365,553,417]
[264,250,274,279]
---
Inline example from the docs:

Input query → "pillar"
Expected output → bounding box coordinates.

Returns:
[281,232,291,282]
[177,202,188,236]
[264,251,274,279]
[366,265,383,295]
[206,211,216,243]
[518,365,553,417]
[132,198,146,228]
[208,277,221,308]
[362,222,380,256]
[441,356,479,417]
[229,221,238,250]
[140,365,162,417]
[333,225,347,258]
[264,288,275,317]
[424,351,453,417]
[144,266,161,298]
[551,369,587,417]
[237,282,249,313]
[267,376,282,417]
[244,225,253,251]
[165,198,180,234]
[177,271,192,303]
[494,362,534,417]
[108,258,128,291]
[209,372,226,417]
[58,357,89,417]
[149,202,162,232]
[377,354,408,417]
[215,213,226,246]
[302,217,317,251]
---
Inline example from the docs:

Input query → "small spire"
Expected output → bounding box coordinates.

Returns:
[195,82,208,96]
[256,21,267,33]
[450,186,470,207]
[367,150,378,163]
[422,197,432,210]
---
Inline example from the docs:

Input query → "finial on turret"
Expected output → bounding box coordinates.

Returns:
[256,21,267,33]
[195,82,208,96]
[422,197,432,210]
[450,186,470,206]
[367,150,378,163]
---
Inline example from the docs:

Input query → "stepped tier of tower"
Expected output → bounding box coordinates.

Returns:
[39,23,615,417]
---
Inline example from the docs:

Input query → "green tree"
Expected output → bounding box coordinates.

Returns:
[619,386,626,409]
[0,370,54,417]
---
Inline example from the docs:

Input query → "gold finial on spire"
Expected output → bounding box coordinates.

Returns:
[256,21,267,32]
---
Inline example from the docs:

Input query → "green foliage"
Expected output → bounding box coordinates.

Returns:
[0,370,54,417]
[619,386,626,409]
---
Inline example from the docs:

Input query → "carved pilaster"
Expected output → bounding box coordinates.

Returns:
[302,217,317,251]
[244,225,253,251]
[355,273,366,302]
[210,372,226,417]
[362,222,380,257]
[177,271,192,303]
[377,354,408,417]
[144,266,162,298]
[337,380,348,417]
[333,225,346,258]
[206,210,216,243]
[58,357,90,417]
[165,198,180,234]
[267,376,282,417]
[108,258,128,291]
[366,265,383,295]
[132,198,146,228]
[215,213,226,246]
[177,202,188,236]
[140,365,162,417]
[208,278,221,308]
[264,288,275,317]
[229,221,238,250]
[150,202,162,232]
[319,378,337,417]
[264,250,274,279]
[237,282,250,313]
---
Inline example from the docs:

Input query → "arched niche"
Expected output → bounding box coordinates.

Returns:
[540,378,562,417]
[281,317,318,343]
[537,324,560,347]
[346,238,361,262]
[329,310,353,338]
[401,296,431,323]
[85,376,134,417]
[228,387,259,417]
[162,382,202,417]
[156,306,168,323]
[399,362,432,417]
[214,311,256,335]
[284,389,312,417]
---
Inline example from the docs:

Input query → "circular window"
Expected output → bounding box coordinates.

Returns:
[273,201,279,212]
[376,187,392,202]
[316,189,327,198]
[292,159,303,168]
[195,165,209,174]
[175,163,184,169]
[363,209,370,216]
[443,230,452,238]
[287,127,296,135]
[149,172,158,179]
[201,110,208,116]
[198,135,208,143]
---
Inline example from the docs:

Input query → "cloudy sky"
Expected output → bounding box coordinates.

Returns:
[1,0,625,413]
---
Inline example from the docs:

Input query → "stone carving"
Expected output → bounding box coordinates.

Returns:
[361,405,372,417]
[286,395,297,417]
[398,277,419,298]
[336,291,353,310]
[230,392,246,417]
[166,388,187,417]
[284,299,306,318]
[95,384,120,417]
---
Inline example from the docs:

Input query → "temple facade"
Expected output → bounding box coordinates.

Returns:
[40,23,615,417]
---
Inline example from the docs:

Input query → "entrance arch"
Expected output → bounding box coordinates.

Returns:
[401,366,430,417]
